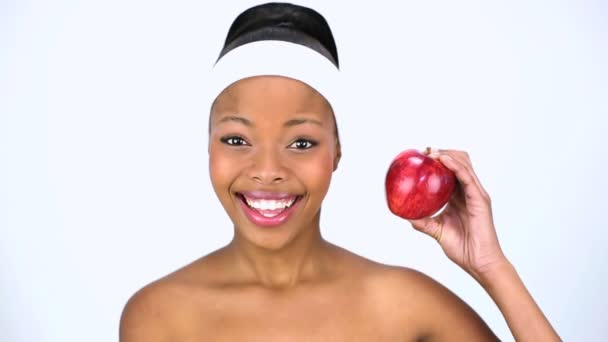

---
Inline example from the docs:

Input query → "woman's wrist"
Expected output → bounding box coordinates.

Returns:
[473,256,515,291]
[473,256,561,341]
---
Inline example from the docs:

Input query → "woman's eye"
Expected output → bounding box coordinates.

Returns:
[290,138,317,150]
[220,136,248,146]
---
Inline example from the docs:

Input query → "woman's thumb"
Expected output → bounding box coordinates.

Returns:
[408,217,443,243]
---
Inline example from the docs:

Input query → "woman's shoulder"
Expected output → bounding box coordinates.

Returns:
[329,243,451,314]
[119,276,182,341]
[333,244,499,340]
[119,251,225,341]
[330,242,445,292]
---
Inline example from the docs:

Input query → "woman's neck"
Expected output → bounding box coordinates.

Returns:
[225,220,332,289]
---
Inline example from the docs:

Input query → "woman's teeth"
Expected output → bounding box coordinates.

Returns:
[243,197,297,210]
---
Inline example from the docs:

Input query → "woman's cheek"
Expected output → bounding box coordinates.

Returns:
[209,147,237,186]
[299,151,334,194]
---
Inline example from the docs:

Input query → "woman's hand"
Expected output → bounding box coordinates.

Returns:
[407,148,507,283]
[407,148,562,341]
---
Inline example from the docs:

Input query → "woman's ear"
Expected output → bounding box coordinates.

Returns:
[333,141,341,171]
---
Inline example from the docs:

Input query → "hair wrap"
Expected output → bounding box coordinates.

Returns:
[205,39,341,115]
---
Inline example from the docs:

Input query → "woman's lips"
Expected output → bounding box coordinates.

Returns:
[236,192,303,227]
[240,190,296,200]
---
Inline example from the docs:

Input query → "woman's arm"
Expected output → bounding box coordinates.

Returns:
[478,259,560,341]
[405,148,560,341]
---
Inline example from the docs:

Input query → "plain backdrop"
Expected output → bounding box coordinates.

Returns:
[1,0,607,341]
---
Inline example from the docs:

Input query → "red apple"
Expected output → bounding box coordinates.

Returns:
[385,148,456,220]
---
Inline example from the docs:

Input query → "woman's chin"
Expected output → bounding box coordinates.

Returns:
[232,217,321,252]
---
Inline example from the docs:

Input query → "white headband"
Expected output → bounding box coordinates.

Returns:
[205,39,341,114]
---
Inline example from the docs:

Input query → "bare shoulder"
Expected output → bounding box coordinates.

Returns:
[365,260,499,341]
[119,277,173,341]
[326,243,498,340]
[119,251,223,342]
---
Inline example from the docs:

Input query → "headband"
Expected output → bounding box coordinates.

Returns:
[205,39,341,115]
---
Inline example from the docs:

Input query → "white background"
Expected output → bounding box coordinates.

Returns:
[1,0,607,341]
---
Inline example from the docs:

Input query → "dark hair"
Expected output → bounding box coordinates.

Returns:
[217,2,339,68]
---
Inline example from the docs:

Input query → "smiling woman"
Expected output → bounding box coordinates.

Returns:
[118,2,560,341]
[209,75,339,241]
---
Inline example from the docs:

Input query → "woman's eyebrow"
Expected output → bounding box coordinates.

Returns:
[217,115,252,127]
[284,118,323,127]
[216,115,323,128]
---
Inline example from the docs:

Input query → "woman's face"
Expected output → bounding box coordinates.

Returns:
[208,76,341,250]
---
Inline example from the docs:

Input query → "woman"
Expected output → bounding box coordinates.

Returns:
[120,2,560,341]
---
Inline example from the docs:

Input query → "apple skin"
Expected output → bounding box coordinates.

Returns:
[385,149,456,220]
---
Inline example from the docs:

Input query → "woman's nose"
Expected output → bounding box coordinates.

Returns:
[247,147,288,184]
